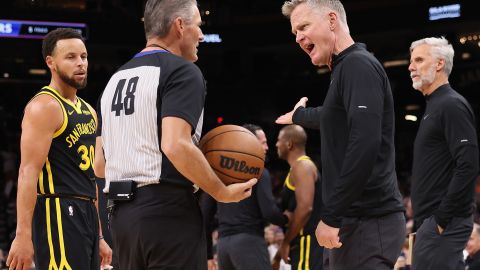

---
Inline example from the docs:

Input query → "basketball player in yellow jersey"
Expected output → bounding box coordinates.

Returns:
[274,125,323,270]
[7,28,112,270]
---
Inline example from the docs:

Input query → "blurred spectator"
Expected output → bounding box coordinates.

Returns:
[211,229,219,267]
[272,225,291,270]
[394,238,411,270]
[265,224,278,262]
[0,146,18,262]
[466,223,480,270]
[263,224,292,269]
[474,176,480,224]
[403,196,414,235]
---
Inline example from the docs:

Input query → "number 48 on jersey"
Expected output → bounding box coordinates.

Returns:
[111,76,139,116]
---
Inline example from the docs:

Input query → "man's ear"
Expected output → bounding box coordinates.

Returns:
[437,58,445,72]
[328,11,337,31]
[46,56,55,71]
[287,140,293,150]
[172,17,185,38]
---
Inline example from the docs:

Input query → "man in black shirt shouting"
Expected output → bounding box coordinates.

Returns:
[276,0,405,269]
[409,36,479,270]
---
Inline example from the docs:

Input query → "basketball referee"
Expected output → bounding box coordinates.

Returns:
[6,28,112,270]
[94,1,257,269]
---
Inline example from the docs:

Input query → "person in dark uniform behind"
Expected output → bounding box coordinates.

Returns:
[201,123,289,270]
[94,1,257,269]
[408,36,479,270]
[6,28,112,270]
[276,1,406,269]
[273,125,323,270]
[466,223,480,270]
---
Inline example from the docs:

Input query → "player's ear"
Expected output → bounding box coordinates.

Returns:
[46,56,55,71]
[287,140,293,150]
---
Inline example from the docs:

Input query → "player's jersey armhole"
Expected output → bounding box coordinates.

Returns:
[79,97,97,125]
[32,91,68,138]
[285,172,296,191]
[285,155,313,191]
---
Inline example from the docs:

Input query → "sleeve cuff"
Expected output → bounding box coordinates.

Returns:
[321,214,342,228]
[292,106,305,124]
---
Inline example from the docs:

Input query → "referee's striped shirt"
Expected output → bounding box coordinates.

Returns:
[98,50,206,191]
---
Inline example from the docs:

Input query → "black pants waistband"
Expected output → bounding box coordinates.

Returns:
[136,182,194,195]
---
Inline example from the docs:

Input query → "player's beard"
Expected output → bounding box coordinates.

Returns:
[58,68,87,89]
[412,65,436,91]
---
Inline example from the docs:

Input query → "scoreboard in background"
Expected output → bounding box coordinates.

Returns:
[0,20,88,39]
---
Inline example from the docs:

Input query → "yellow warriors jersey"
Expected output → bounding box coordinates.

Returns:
[35,86,97,198]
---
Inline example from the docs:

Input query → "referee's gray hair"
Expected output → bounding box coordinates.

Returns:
[144,0,197,39]
[281,0,350,33]
[410,37,455,76]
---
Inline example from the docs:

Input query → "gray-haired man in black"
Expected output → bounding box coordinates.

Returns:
[408,36,479,270]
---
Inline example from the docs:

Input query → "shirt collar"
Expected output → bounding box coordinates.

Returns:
[331,43,366,68]
[425,83,450,101]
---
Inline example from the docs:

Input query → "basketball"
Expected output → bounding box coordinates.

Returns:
[199,125,265,185]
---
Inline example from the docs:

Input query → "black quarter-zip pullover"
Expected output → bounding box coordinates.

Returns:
[412,84,479,229]
[293,43,405,227]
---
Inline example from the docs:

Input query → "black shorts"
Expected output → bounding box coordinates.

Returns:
[33,197,99,270]
[111,182,207,270]
[290,233,323,270]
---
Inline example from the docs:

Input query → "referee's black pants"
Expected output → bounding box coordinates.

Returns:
[111,182,207,270]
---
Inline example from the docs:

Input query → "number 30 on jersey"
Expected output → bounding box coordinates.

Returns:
[78,144,95,171]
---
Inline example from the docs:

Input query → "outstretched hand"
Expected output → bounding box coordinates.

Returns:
[275,97,309,125]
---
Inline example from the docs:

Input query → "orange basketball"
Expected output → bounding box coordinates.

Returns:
[199,125,265,185]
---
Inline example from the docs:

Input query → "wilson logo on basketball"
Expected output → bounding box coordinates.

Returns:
[219,155,260,175]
